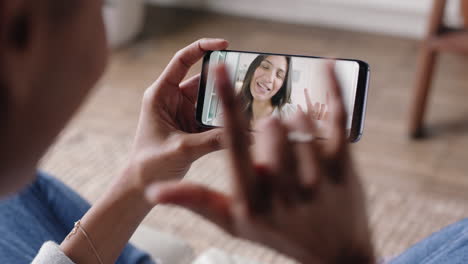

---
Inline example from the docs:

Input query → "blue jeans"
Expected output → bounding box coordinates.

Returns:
[390,218,468,263]
[0,171,155,264]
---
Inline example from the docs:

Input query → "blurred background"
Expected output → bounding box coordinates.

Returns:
[41,0,468,263]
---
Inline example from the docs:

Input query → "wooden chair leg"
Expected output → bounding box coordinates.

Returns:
[409,45,439,138]
[408,0,446,139]
[462,0,468,27]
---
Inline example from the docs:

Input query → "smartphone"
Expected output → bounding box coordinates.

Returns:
[196,50,370,142]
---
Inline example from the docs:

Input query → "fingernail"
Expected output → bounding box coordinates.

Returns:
[207,38,226,44]
[144,184,162,204]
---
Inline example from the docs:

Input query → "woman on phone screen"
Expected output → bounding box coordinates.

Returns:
[214,55,328,128]
[212,55,295,127]
[238,55,295,127]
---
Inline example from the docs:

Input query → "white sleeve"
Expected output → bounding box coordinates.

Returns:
[276,103,297,119]
[31,241,75,264]
[192,248,262,264]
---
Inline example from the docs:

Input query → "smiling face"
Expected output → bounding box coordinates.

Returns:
[249,56,288,103]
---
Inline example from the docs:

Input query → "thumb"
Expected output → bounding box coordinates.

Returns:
[183,128,225,160]
[145,181,233,232]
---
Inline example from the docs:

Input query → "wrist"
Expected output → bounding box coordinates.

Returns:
[61,165,154,263]
[112,164,154,212]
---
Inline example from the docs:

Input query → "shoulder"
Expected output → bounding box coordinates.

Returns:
[282,103,297,112]
[275,103,297,118]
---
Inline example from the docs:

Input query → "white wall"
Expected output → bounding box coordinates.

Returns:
[146,0,463,38]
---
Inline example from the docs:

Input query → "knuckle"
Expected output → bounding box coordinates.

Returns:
[209,132,223,149]
[174,49,186,62]
[142,87,158,109]
[172,135,192,155]
[174,48,184,58]
[142,89,153,103]
[175,49,191,68]
[197,38,209,48]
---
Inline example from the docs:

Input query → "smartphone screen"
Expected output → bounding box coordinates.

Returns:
[196,50,369,142]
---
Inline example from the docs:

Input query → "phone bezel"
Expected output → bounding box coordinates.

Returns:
[196,49,370,143]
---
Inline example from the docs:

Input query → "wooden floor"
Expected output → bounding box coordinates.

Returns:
[41,6,468,263]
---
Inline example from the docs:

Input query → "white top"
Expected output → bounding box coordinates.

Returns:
[31,242,262,264]
[212,103,297,126]
[30,224,194,264]
[32,242,74,264]
[271,103,297,119]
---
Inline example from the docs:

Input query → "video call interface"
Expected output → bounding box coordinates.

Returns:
[201,51,360,129]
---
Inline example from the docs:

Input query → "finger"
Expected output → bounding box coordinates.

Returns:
[315,103,322,119]
[180,74,201,105]
[304,88,313,114]
[316,103,322,120]
[284,111,321,195]
[319,103,326,120]
[254,117,299,205]
[324,62,347,157]
[160,38,229,88]
[324,104,329,120]
[181,128,225,161]
[321,92,331,120]
[145,182,233,232]
[250,165,274,214]
[215,64,257,211]
[313,102,320,119]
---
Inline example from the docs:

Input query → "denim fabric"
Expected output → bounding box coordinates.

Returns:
[0,171,155,264]
[390,218,468,264]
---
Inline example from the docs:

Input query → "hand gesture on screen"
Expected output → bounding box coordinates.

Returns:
[128,38,229,185]
[298,88,329,121]
[146,64,374,264]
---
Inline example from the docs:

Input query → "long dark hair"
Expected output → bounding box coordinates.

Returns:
[239,55,292,120]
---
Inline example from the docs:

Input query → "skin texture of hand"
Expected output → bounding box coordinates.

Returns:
[145,64,375,264]
[128,38,229,186]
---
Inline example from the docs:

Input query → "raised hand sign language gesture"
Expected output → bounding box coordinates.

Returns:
[299,88,329,121]
[146,63,375,264]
